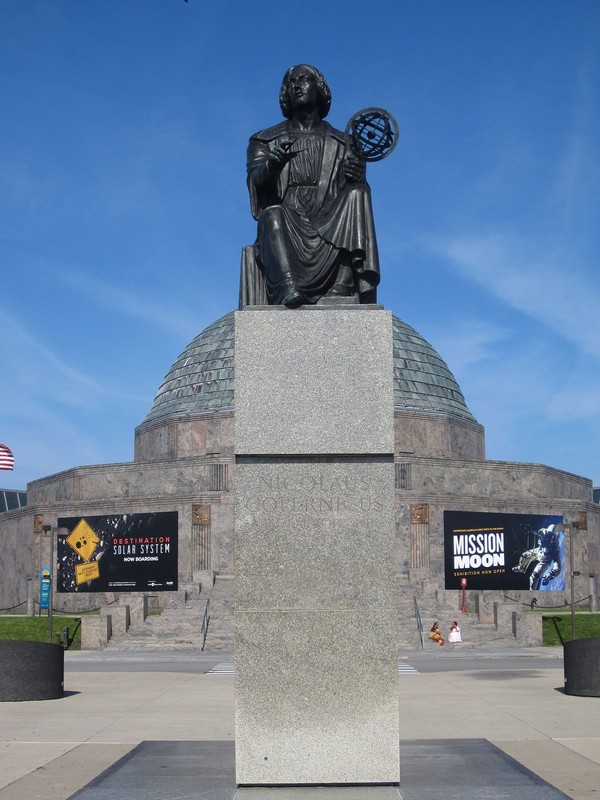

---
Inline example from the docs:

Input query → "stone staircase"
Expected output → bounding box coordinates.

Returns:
[104,586,209,651]
[200,578,521,653]
[398,580,533,650]
[100,577,235,652]
[99,575,535,652]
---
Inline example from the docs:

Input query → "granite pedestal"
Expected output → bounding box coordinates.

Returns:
[234,307,399,785]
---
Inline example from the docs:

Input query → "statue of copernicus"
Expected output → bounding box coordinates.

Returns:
[242,65,380,308]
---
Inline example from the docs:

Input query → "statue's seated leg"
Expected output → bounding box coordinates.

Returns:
[257,206,303,307]
[327,264,355,297]
[281,286,303,308]
[360,287,377,304]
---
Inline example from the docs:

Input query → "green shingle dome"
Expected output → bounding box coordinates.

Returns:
[142,311,477,424]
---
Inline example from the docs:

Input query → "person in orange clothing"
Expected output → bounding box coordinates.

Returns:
[428,621,444,646]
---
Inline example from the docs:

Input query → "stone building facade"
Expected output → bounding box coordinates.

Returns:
[1,310,598,617]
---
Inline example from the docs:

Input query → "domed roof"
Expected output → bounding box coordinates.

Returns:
[141,311,477,426]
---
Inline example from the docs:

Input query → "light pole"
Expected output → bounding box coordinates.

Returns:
[42,524,57,644]
[570,522,581,641]
[556,521,579,641]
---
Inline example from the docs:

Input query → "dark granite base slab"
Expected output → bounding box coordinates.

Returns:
[399,739,572,799]
[67,740,572,800]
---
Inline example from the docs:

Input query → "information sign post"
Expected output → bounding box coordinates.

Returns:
[39,567,52,641]
[39,568,51,612]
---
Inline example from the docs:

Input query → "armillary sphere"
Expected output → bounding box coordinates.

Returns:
[345,107,399,162]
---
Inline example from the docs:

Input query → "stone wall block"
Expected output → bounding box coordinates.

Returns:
[81,615,111,649]
[101,605,129,638]
[127,596,148,627]
[515,611,542,646]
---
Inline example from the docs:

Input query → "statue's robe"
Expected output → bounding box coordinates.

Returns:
[246,120,380,306]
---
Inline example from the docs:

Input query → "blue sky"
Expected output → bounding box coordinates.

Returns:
[1,0,599,490]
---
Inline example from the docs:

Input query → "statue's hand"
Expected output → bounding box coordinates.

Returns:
[344,155,365,183]
[269,140,299,170]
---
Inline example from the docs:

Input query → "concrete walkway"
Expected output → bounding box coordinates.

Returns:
[0,647,598,799]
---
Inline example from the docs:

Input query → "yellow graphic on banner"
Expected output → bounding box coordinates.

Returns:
[75,561,100,585]
[66,519,100,562]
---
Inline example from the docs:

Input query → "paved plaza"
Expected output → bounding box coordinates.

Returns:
[0,647,598,800]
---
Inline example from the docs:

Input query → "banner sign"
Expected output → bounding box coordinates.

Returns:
[57,512,178,593]
[444,510,565,591]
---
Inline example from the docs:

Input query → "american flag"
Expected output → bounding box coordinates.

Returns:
[0,444,15,470]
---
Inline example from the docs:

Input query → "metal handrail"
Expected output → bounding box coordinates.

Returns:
[413,595,424,650]
[200,596,211,650]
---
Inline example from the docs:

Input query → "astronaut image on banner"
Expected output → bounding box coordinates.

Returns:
[512,523,565,591]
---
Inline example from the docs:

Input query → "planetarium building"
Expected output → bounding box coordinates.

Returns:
[1,308,598,648]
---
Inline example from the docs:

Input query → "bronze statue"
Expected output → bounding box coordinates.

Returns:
[241,65,380,308]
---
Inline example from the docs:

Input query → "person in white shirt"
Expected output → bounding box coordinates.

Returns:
[448,621,462,643]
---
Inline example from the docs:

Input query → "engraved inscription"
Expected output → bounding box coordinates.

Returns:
[248,472,384,515]
[238,469,390,532]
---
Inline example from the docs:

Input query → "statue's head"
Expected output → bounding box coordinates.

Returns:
[279,64,332,120]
